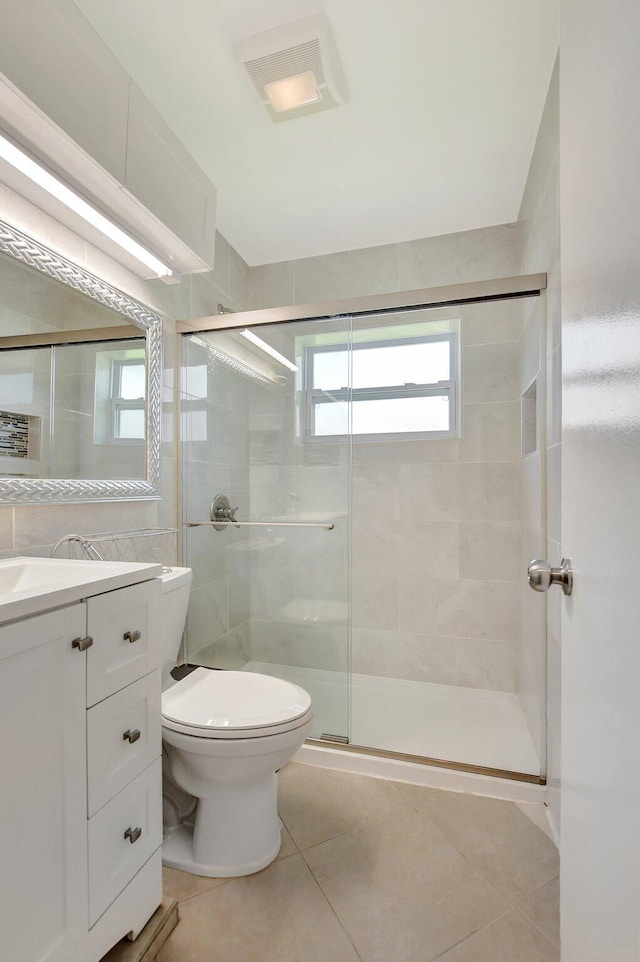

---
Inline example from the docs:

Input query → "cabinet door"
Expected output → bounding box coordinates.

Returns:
[87,670,162,817]
[86,580,160,706]
[88,757,163,927]
[0,0,129,181]
[125,83,216,267]
[0,605,88,962]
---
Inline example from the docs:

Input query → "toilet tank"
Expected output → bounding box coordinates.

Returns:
[158,566,192,687]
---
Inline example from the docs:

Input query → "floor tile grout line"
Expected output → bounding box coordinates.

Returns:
[299,848,366,962]
[167,876,233,906]
[383,778,542,908]
[428,905,527,962]
[513,903,561,950]
[280,822,352,854]
[514,888,561,949]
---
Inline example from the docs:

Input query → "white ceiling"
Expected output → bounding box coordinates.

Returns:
[72,0,558,266]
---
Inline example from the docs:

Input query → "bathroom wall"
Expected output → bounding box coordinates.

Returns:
[351,299,525,695]
[180,334,252,665]
[517,56,561,836]
[241,226,530,696]
[0,181,251,564]
[247,222,527,310]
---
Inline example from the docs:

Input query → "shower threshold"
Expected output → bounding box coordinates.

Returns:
[243,661,541,779]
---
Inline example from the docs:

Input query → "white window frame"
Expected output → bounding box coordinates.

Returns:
[110,357,146,442]
[303,331,458,441]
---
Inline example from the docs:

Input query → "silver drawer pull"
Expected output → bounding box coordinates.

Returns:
[71,636,93,651]
[124,826,142,844]
[123,729,141,744]
[123,629,141,644]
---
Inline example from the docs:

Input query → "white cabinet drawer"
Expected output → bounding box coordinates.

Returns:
[88,758,162,927]
[87,671,161,817]
[86,580,160,706]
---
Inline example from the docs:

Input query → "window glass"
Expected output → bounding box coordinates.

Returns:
[116,407,145,439]
[352,341,450,388]
[118,362,146,399]
[312,350,349,391]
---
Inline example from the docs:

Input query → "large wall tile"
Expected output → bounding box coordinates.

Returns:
[457,638,517,691]
[0,508,14,551]
[399,577,518,641]
[458,402,520,463]
[293,244,399,303]
[396,521,458,579]
[457,463,521,522]
[462,342,519,403]
[459,522,521,581]
[352,628,459,685]
[397,223,524,291]
[248,261,295,310]
[352,573,399,631]
[461,299,524,346]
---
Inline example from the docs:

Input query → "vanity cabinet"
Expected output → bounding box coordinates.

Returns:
[0,572,164,962]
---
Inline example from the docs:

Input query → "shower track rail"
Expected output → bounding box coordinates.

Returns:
[185,520,335,531]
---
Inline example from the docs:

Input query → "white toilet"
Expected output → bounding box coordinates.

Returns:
[158,566,313,878]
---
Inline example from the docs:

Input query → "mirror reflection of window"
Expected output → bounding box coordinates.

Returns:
[92,341,146,445]
[111,357,146,440]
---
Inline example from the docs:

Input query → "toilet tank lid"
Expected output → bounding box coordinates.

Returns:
[159,566,192,592]
[161,668,312,731]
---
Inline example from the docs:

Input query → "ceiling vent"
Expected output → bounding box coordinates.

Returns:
[234,14,348,123]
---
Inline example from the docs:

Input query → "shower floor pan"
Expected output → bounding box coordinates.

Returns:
[243,662,541,778]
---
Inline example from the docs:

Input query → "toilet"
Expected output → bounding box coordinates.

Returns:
[158,566,313,878]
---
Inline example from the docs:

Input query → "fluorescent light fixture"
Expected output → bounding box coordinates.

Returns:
[0,132,173,278]
[264,71,321,113]
[239,329,298,372]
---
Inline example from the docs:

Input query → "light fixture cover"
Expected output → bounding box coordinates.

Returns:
[234,14,348,124]
[265,71,322,113]
[0,131,172,278]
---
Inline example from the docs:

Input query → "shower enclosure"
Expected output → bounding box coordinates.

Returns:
[179,276,547,781]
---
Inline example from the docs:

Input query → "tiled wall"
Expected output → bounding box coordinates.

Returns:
[247,222,526,310]
[181,335,252,666]
[517,56,561,837]
[0,182,251,563]
[351,299,525,694]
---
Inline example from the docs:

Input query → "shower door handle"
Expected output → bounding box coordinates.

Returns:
[528,558,573,596]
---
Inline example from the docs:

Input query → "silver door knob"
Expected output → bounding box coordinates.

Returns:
[528,558,573,596]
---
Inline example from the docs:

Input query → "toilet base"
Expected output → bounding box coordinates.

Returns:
[163,822,282,878]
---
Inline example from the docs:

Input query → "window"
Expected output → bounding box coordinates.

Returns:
[111,357,146,440]
[303,332,458,439]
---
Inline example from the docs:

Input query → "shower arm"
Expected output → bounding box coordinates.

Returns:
[185,520,335,531]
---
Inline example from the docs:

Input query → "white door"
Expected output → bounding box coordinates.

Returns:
[560,1,640,959]
[0,605,89,962]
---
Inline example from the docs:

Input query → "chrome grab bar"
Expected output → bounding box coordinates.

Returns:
[186,520,335,531]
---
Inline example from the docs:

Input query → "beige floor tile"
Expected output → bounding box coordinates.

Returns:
[278,824,298,858]
[156,853,361,962]
[518,877,560,946]
[435,908,559,961]
[162,826,297,902]
[516,802,556,841]
[392,782,559,901]
[279,762,415,850]
[303,808,509,962]
[162,866,228,903]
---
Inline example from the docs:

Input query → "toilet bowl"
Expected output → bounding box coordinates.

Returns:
[157,567,313,878]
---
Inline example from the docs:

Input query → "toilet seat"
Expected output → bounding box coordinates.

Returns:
[161,668,313,739]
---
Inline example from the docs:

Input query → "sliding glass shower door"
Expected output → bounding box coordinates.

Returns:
[181,318,352,742]
[180,287,547,779]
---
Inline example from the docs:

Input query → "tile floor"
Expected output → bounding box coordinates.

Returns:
[158,763,560,962]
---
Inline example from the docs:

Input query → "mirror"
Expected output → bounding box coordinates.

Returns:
[0,219,162,503]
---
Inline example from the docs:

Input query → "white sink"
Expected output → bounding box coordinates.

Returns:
[0,557,163,624]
